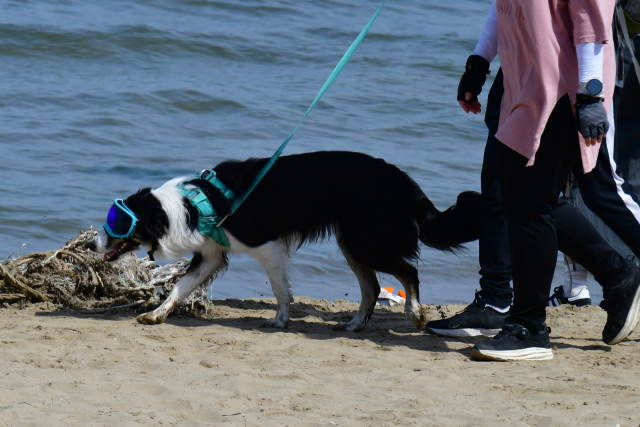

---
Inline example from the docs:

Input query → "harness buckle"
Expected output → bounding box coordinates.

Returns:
[197,169,215,181]
[187,189,201,201]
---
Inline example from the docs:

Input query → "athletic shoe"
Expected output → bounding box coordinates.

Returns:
[548,286,592,307]
[602,258,640,345]
[425,291,508,338]
[471,323,553,361]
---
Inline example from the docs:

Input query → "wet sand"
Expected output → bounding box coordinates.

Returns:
[1,298,639,426]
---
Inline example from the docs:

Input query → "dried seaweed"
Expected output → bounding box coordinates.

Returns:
[0,229,210,317]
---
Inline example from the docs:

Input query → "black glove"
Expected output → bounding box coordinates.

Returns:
[457,55,491,103]
[574,94,609,141]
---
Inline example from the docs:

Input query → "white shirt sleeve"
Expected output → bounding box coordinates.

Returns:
[473,0,498,63]
[576,42,604,92]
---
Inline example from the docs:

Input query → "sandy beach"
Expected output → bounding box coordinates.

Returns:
[1,298,639,426]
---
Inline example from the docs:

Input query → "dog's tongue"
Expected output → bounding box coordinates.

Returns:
[104,247,119,261]
[104,242,128,261]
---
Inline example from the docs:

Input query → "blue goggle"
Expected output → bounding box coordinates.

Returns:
[104,199,138,239]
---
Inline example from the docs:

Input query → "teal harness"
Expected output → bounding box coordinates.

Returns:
[174,2,385,247]
[177,169,236,247]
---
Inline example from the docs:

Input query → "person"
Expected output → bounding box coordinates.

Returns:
[557,6,640,306]
[428,0,640,338]
[426,69,637,339]
[429,0,640,361]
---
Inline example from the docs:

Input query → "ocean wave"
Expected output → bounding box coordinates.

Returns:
[0,24,287,63]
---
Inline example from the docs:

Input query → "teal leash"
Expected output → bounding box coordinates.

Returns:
[218,0,386,227]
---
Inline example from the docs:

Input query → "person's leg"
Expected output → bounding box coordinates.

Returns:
[574,110,640,258]
[425,69,511,338]
[477,68,513,308]
[502,96,580,333]
[554,200,628,288]
[471,95,580,361]
[553,255,592,304]
[550,197,632,307]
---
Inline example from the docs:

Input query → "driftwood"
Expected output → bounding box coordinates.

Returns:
[0,264,49,302]
[0,293,25,303]
[0,229,210,316]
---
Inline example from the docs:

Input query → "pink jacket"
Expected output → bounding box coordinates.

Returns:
[495,0,615,172]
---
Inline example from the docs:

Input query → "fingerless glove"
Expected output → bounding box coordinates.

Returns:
[457,55,491,103]
[575,94,609,140]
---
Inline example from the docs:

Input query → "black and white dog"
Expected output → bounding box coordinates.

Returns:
[87,151,479,331]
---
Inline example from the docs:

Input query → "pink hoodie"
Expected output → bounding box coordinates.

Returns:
[494,0,615,172]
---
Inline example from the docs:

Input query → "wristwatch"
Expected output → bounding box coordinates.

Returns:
[579,79,604,98]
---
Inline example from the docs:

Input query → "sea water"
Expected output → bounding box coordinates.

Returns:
[0,0,592,304]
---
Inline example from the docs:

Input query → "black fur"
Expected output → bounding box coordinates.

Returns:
[193,151,477,279]
[124,188,170,248]
[420,190,481,252]
[187,252,204,274]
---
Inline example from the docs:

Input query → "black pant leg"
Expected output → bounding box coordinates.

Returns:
[554,200,627,289]
[498,95,581,333]
[574,138,640,257]
[478,68,513,307]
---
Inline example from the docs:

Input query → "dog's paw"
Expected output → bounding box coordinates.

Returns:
[332,321,365,332]
[407,306,427,330]
[260,318,289,329]
[136,312,166,325]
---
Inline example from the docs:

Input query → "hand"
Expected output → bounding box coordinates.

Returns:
[458,92,482,114]
[457,54,490,114]
[574,94,609,147]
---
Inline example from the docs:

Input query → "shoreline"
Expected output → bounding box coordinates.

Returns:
[1,297,638,426]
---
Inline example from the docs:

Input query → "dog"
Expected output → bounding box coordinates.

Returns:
[87,151,479,331]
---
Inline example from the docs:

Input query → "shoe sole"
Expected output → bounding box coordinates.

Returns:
[549,298,591,307]
[568,298,592,307]
[470,347,553,362]
[425,327,502,338]
[606,281,640,345]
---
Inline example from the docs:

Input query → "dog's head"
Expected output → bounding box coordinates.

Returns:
[87,188,169,262]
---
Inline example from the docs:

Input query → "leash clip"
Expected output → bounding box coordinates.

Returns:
[197,169,215,181]
[216,214,230,228]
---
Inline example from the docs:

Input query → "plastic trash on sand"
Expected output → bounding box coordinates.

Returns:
[376,287,406,306]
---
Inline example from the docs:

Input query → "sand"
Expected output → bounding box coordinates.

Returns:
[1,298,639,426]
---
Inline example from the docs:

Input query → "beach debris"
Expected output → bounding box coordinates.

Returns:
[0,229,210,316]
[376,287,406,306]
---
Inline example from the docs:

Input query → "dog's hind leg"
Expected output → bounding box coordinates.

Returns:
[333,250,380,332]
[393,265,427,330]
[137,244,226,325]
[250,240,293,329]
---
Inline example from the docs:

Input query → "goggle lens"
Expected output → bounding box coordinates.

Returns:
[104,199,138,238]
[106,203,132,236]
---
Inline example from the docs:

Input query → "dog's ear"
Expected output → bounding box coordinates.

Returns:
[124,189,169,243]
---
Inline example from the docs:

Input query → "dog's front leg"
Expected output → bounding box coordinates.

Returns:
[253,240,292,329]
[137,249,224,325]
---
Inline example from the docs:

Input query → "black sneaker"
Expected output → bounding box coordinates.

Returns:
[602,258,640,345]
[471,323,553,361]
[425,291,508,338]
[548,286,592,307]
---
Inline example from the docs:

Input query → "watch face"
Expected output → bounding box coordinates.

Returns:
[586,79,603,95]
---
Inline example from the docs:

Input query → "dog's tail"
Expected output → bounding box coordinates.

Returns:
[418,191,481,252]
